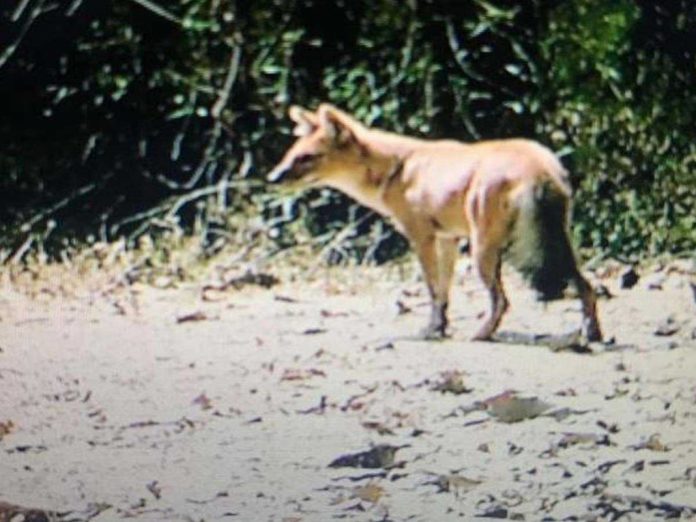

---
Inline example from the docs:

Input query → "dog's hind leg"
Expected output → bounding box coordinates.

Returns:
[470,236,508,341]
[572,269,603,342]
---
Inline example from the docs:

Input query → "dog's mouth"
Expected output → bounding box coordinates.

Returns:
[267,166,319,188]
[266,165,291,184]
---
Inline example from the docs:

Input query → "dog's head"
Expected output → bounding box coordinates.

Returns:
[267,104,368,187]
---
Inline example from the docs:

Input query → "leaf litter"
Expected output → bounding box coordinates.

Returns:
[484,391,552,423]
[430,370,473,395]
[422,472,482,497]
[3,262,696,521]
[329,444,408,469]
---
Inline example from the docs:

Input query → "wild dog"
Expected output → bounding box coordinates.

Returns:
[267,104,602,342]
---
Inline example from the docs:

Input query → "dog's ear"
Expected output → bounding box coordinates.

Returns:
[318,104,355,146]
[288,106,318,137]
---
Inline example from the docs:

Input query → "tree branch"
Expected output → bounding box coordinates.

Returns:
[211,45,242,119]
[128,0,182,25]
[1,0,47,71]
[11,0,31,21]
[19,181,98,233]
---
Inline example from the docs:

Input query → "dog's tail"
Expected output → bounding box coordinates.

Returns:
[506,179,578,300]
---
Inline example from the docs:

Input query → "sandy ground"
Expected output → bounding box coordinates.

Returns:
[1,261,695,521]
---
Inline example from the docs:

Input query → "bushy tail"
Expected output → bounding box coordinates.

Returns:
[506,181,578,300]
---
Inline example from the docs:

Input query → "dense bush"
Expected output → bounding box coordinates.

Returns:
[541,0,696,258]
[0,0,694,264]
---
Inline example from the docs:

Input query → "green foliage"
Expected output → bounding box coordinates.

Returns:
[540,0,696,259]
[542,0,639,96]
[0,0,694,264]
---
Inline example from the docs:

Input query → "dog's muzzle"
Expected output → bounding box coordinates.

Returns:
[267,165,290,183]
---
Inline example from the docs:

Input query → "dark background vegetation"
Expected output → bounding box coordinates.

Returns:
[1,0,694,266]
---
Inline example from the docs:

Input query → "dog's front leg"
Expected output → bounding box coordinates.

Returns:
[409,231,457,340]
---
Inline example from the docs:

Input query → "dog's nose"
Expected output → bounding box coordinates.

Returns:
[267,165,289,183]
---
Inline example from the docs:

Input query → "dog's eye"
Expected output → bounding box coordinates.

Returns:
[296,153,320,165]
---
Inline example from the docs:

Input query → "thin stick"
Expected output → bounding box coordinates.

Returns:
[211,45,242,119]
[20,181,97,233]
[66,0,83,16]
[110,203,169,236]
[164,180,260,220]
[7,235,34,265]
[1,0,46,70]
[308,212,374,276]
[128,0,182,25]
[11,0,31,21]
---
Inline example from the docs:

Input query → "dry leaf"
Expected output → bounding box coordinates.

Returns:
[433,473,482,497]
[176,311,208,323]
[0,420,14,440]
[329,444,405,469]
[633,434,669,452]
[654,317,680,337]
[352,483,384,503]
[0,501,55,522]
[486,393,551,423]
[320,309,348,318]
[274,294,299,303]
[556,432,611,449]
[280,368,327,382]
[362,421,395,436]
[146,480,162,499]
[302,327,327,335]
[431,370,473,395]
[192,392,213,410]
[395,300,412,315]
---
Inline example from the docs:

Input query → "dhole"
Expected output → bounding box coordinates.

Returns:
[268,104,602,342]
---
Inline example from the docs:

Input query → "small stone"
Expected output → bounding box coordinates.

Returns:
[619,267,640,289]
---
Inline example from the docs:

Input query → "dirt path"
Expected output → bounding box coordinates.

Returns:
[1,264,695,521]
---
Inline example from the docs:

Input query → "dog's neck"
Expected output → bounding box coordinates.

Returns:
[373,157,404,197]
[332,108,422,159]
[324,155,403,217]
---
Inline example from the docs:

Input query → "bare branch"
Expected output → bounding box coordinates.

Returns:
[1,0,46,71]
[6,235,34,265]
[164,180,261,221]
[128,0,182,25]
[445,17,516,97]
[211,45,242,119]
[308,211,374,276]
[110,203,169,237]
[66,0,83,16]
[19,181,98,233]
[11,0,31,21]
[110,177,261,240]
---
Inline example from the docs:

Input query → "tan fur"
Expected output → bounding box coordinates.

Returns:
[268,104,602,342]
